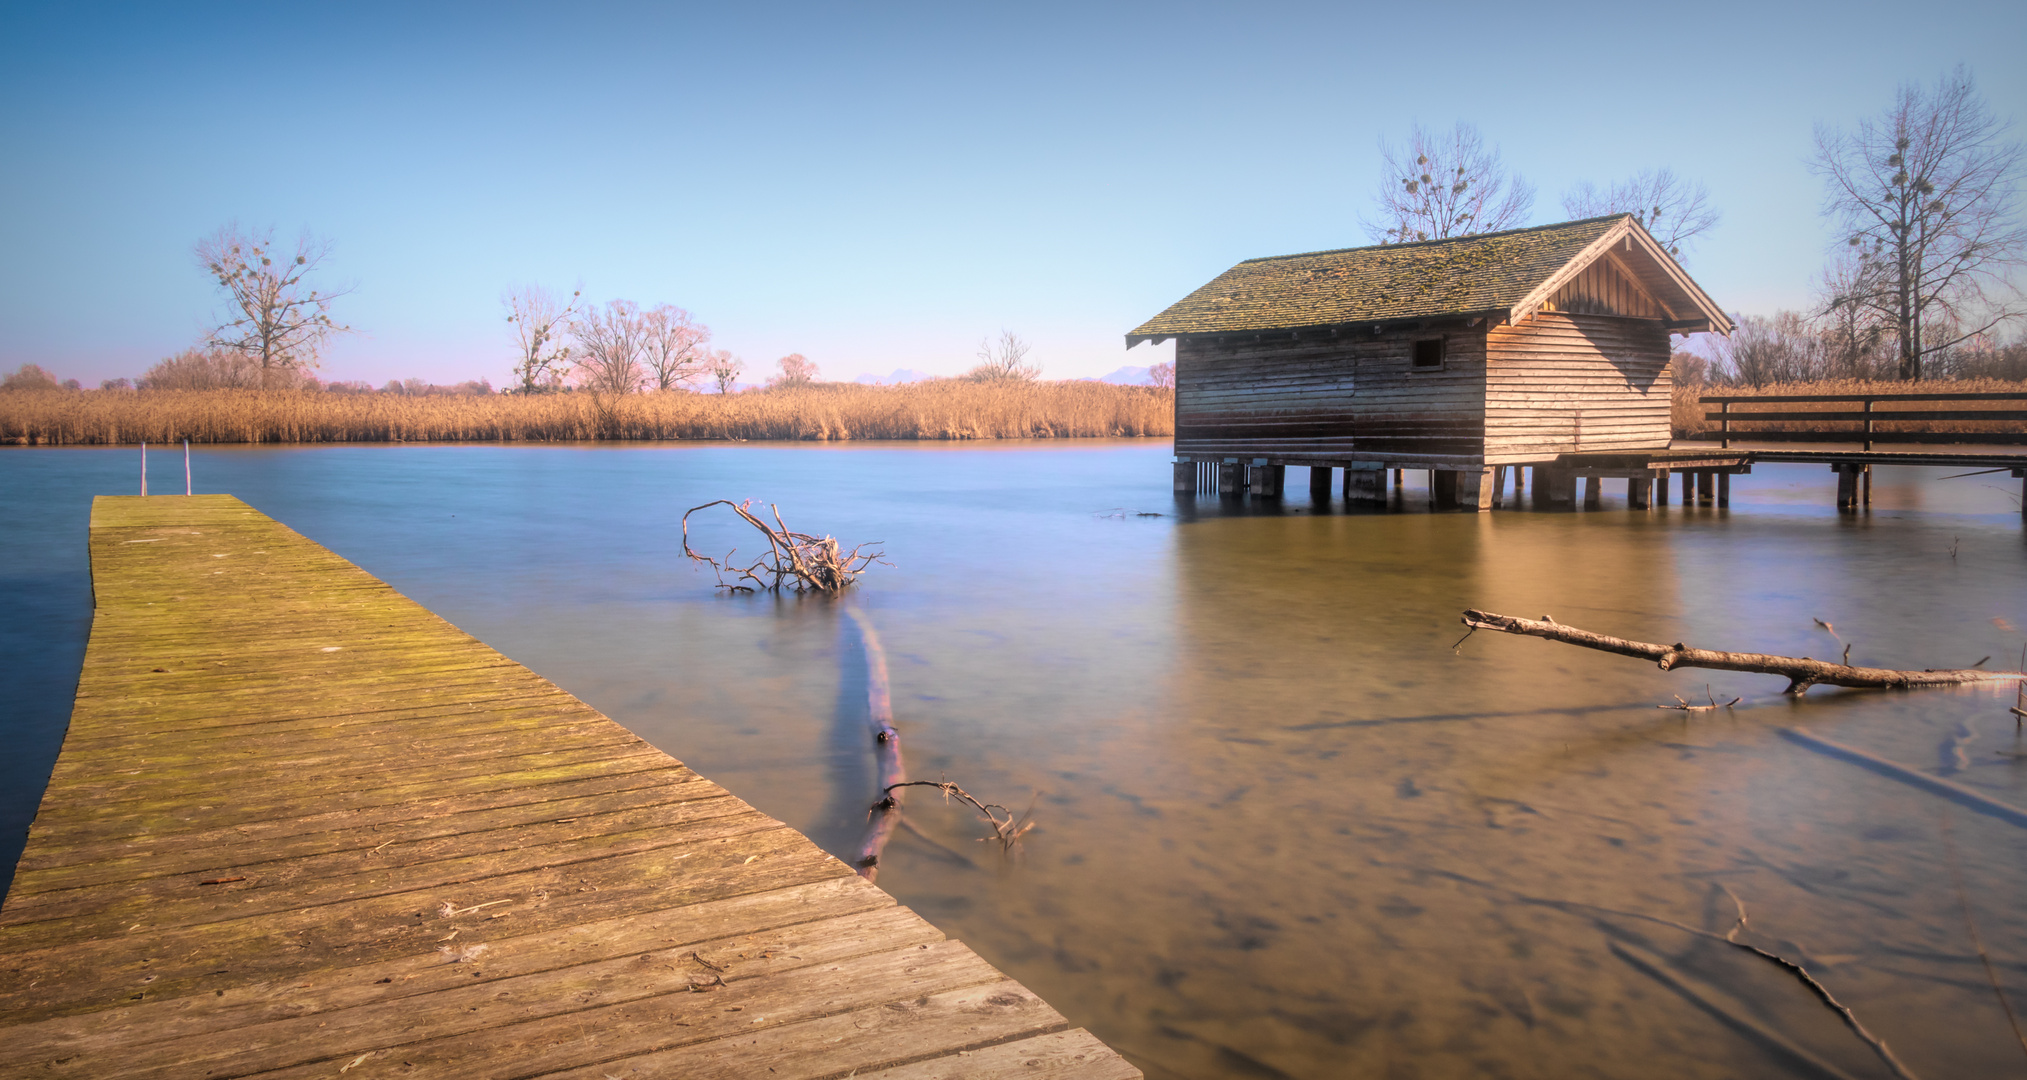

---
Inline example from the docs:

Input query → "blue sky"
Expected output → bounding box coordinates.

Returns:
[2,1,2022,387]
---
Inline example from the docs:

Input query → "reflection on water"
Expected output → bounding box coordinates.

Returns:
[5,444,2027,1078]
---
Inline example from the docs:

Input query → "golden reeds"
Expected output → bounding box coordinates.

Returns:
[1672,378,2027,437]
[0,381,1174,445]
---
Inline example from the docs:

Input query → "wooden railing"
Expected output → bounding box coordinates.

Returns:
[1689,391,2027,450]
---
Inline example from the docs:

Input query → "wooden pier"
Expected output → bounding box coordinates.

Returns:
[0,495,1138,1079]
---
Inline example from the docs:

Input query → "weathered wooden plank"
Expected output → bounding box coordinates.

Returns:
[240,939,1032,1080]
[0,876,892,1066]
[0,495,1139,1079]
[7,905,941,1080]
[851,1029,1149,1079]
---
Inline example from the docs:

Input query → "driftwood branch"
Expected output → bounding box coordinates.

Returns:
[878,781,1036,851]
[681,499,882,595]
[1460,609,2025,695]
[1422,865,1920,1080]
[847,608,906,881]
[843,608,1036,882]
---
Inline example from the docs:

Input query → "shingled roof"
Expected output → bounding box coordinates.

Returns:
[1127,214,1730,344]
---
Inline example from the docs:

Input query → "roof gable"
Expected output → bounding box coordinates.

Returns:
[1128,215,1731,344]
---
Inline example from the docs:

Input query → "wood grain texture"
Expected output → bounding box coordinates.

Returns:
[0,495,1139,1080]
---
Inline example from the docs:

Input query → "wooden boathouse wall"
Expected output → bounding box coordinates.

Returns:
[1175,310,1670,468]
[1484,312,1673,465]
[1173,324,1485,466]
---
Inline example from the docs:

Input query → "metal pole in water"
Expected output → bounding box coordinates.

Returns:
[184,439,191,496]
[140,441,147,496]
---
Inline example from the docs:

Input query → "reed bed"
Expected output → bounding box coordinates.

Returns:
[0,380,1174,445]
[1671,378,2027,439]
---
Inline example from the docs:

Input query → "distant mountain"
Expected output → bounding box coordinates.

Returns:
[854,369,936,385]
[1097,365,1152,385]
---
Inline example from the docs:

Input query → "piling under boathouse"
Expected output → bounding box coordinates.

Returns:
[1130,215,1737,509]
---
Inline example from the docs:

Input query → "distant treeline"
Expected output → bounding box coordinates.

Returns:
[0,379,1173,445]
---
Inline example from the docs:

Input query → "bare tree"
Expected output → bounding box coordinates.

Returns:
[1,364,59,391]
[1709,312,1832,386]
[706,349,744,393]
[570,300,649,395]
[1148,360,1175,389]
[965,330,1040,381]
[769,353,819,387]
[196,224,351,387]
[1367,122,1534,244]
[639,304,711,390]
[1812,256,1897,379]
[139,347,261,390]
[503,284,581,393]
[1561,168,1719,257]
[1813,66,2026,380]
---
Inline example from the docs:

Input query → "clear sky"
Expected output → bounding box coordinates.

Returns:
[2,1,2022,388]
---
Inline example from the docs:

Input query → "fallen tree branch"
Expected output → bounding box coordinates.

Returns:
[682,499,882,595]
[1419,865,1919,1080]
[878,781,1035,851]
[1659,685,1740,712]
[846,607,905,881]
[1460,609,2025,695]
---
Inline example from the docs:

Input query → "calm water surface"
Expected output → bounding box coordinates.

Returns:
[4,442,2026,1079]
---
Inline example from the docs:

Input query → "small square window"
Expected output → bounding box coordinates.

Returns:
[1411,338,1445,369]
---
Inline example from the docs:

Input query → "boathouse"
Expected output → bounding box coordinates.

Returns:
[1129,214,1734,508]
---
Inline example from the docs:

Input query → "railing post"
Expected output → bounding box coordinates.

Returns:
[1719,400,1730,449]
[1862,398,1874,451]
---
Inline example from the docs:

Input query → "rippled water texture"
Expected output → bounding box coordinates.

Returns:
[5,442,2026,1078]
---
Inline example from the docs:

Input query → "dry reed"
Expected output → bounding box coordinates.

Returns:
[1672,378,2027,438]
[0,381,1173,445]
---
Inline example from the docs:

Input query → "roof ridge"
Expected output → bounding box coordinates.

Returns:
[1237,214,1630,266]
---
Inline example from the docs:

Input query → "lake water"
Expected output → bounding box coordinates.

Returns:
[4,442,2026,1079]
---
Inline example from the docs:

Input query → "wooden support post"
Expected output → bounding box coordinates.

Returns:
[1247,463,1284,498]
[1345,467,1386,503]
[1835,464,1859,512]
[2019,470,2026,518]
[1431,470,1459,509]
[1513,465,1526,501]
[1174,461,1196,493]
[1454,467,1496,512]
[1627,476,1650,510]
[1697,471,1714,505]
[1394,469,1404,489]
[183,439,192,496]
[1309,465,1334,502]
[1218,462,1244,496]
[1861,465,1871,507]
[1656,469,1670,506]
[1541,468,1576,506]
[1717,472,1730,508]
[1490,466,1507,509]
[1682,470,1693,504]
[1582,475,1601,510]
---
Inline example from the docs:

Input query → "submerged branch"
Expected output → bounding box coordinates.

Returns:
[847,607,906,881]
[682,499,882,595]
[1460,609,2023,695]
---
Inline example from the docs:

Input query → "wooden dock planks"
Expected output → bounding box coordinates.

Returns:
[0,495,1139,1080]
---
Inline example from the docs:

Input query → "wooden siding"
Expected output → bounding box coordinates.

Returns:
[1540,255,1666,320]
[1174,327,1487,465]
[1485,313,1673,463]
